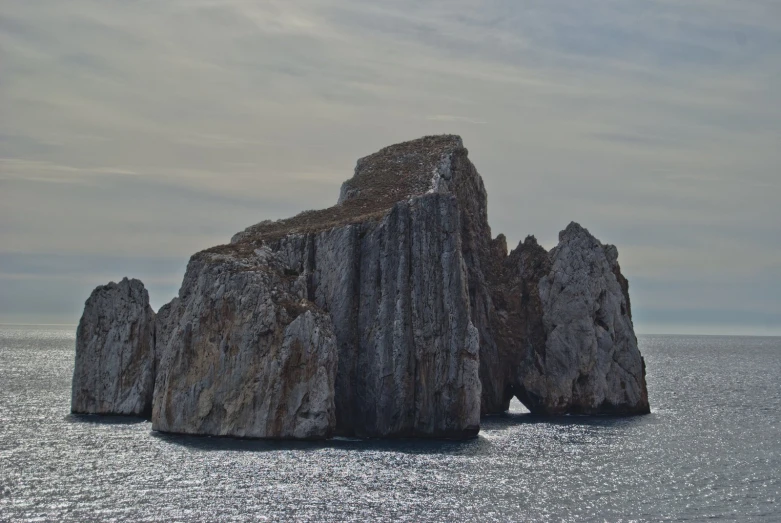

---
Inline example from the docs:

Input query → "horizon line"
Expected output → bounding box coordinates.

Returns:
[1,323,779,338]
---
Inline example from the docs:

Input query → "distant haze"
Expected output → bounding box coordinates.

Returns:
[1,1,779,335]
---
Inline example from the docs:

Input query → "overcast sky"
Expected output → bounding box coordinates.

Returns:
[1,0,779,334]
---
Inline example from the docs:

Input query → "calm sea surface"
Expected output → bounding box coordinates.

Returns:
[0,326,778,522]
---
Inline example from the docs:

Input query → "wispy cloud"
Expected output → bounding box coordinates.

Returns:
[426,115,487,125]
[0,0,779,332]
[0,158,138,183]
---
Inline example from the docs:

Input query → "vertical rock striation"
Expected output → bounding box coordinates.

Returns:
[72,134,650,440]
[150,136,483,439]
[71,278,156,416]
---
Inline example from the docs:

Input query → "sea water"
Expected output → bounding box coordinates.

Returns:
[1,326,779,521]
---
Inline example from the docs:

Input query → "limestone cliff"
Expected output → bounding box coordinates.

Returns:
[158,136,483,439]
[71,278,155,416]
[71,134,650,439]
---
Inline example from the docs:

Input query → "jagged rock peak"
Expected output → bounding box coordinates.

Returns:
[558,221,590,241]
[71,277,156,417]
[514,222,650,415]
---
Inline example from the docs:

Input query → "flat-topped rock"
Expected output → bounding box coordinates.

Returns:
[153,136,484,439]
[227,135,467,247]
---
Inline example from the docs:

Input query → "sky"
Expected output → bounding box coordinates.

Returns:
[1,0,779,335]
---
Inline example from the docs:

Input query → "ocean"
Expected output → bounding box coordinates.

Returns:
[0,326,778,522]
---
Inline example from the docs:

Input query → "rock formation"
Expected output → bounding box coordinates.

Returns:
[71,134,650,440]
[71,277,156,416]
[152,136,484,439]
[510,223,649,415]
[151,249,338,439]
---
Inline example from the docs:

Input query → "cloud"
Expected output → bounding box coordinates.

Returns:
[0,0,780,333]
[426,115,487,125]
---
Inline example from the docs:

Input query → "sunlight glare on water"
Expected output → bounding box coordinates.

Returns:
[1,326,779,521]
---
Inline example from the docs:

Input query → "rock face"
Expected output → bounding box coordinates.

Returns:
[71,278,156,416]
[510,223,650,415]
[154,136,483,439]
[72,134,650,439]
[151,250,338,439]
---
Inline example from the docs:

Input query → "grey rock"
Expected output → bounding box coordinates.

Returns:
[295,136,481,438]
[512,222,650,414]
[71,277,155,416]
[153,136,482,439]
[151,251,337,439]
[340,193,480,437]
[484,234,551,415]
[74,134,650,440]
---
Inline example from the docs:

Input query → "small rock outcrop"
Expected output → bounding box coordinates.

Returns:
[511,223,650,415]
[71,278,155,416]
[71,135,650,440]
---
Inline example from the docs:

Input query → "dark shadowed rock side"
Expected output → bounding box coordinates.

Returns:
[71,135,650,439]
[71,278,156,416]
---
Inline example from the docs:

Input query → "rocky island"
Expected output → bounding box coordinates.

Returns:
[71,135,650,440]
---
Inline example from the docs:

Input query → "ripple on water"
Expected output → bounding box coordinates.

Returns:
[1,328,779,521]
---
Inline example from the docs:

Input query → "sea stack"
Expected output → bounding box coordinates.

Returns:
[511,223,650,415]
[154,135,483,439]
[71,277,156,417]
[71,135,650,439]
